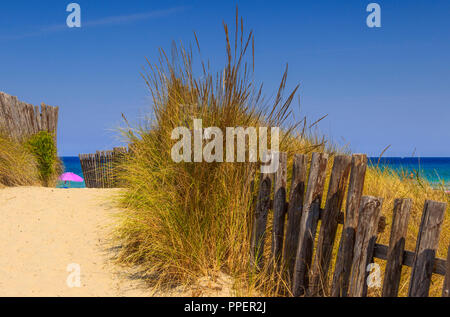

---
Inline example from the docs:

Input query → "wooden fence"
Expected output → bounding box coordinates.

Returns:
[78,147,128,188]
[251,152,449,297]
[0,92,59,142]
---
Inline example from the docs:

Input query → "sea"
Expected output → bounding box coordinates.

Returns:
[58,157,450,190]
[368,157,450,190]
[57,157,86,188]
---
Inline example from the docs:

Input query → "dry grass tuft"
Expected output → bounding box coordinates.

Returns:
[0,133,40,187]
[113,14,331,295]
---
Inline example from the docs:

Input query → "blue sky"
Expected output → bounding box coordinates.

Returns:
[0,0,449,156]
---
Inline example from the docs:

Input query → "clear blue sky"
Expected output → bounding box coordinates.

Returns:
[0,0,449,156]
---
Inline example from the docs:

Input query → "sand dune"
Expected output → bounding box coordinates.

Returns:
[0,187,150,297]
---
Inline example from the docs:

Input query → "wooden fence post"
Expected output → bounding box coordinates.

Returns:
[349,196,383,297]
[292,152,328,296]
[271,152,287,269]
[382,198,412,297]
[309,155,352,296]
[443,245,450,297]
[283,154,307,279]
[251,172,272,269]
[331,154,367,297]
[408,200,447,297]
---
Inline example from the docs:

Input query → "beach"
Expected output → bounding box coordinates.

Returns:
[0,186,235,297]
[0,187,150,297]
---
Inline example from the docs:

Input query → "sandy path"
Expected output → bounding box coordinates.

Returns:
[0,187,150,297]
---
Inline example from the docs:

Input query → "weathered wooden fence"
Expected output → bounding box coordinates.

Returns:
[79,147,128,188]
[0,92,59,142]
[251,152,449,297]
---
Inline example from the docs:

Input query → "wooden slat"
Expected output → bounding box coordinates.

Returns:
[89,154,94,188]
[292,152,329,296]
[373,243,447,276]
[309,155,352,296]
[349,196,383,297]
[101,151,106,188]
[382,198,412,297]
[283,154,307,279]
[270,202,386,233]
[271,152,287,269]
[331,154,368,297]
[85,154,91,188]
[250,172,272,269]
[408,200,447,297]
[443,245,450,297]
[94,152,100,188]
[91,154,97,188]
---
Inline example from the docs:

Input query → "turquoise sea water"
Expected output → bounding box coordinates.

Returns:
[369,157,450,189]
[57,157,86,188]
[58,157,450,190]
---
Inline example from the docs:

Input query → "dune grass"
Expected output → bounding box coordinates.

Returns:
[113,16,449,296]
[0,131,61,188]
[0,132,40,187]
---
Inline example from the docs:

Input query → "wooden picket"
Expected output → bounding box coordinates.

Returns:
[292,152,328,296]
[250,151,449,297]
[382,198,412,297]
[309,155,351,296]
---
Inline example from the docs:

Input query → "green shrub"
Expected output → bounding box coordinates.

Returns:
[25,131,61,186]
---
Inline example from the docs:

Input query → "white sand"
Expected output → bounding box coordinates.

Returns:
[0,187,150,297]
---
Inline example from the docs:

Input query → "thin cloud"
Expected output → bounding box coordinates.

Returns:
[0,6,187,41]
[84,7,186,27]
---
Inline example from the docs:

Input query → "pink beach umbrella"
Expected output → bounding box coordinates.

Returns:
[58,172,84,187]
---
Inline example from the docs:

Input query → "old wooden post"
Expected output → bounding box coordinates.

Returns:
[271,152,287,269]
[292,152,328,296]
[382,198,412,297]
[251,171,273,269]
[283,154,307,279]
[309,155,352,296]
[408,200,447,297]
[443,245,450,297]
[331,154,367,297]
[349,196,383,297]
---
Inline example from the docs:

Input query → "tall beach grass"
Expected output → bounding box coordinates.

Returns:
[0,132,40,187]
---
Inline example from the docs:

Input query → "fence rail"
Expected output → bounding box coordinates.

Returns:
[0,92,59,142]
[78,147,127,188]
[251,152,449,297]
